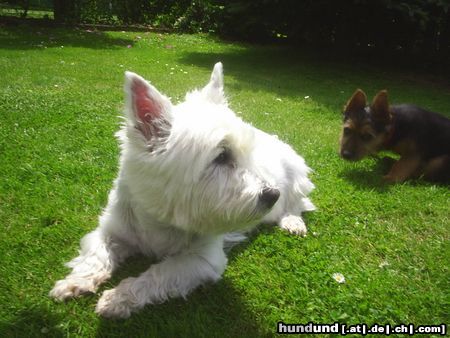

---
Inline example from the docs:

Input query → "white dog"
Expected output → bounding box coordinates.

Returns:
[49,63,315,318]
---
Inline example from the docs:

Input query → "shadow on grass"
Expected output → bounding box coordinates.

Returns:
[179,48,354,112]
[339,156,447,190]
[95,233,272,337]
[96,282,270,337]
[179,48,450,122]
[1,236,273,337]
[0,306,65,336]
[0,24,134,50]
[338,156,394,192]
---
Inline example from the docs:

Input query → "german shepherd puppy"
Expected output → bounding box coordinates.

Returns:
[340,89,450,183]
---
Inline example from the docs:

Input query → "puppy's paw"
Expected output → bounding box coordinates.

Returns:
[381,156,396,168]
[279,215,307,236]
[383,174,401,184]
[96,288,133,319]
[49,278,96,301]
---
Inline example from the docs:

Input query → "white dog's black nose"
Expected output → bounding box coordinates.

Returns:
[259,187,280,209]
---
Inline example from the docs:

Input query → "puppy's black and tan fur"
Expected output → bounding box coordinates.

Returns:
[340,89,450,183]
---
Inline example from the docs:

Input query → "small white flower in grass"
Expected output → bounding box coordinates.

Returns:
[379,260,389,268]
[332,272,346,284]
[54,84,59,88]
[275,97,282,101]
[304,95,310,99]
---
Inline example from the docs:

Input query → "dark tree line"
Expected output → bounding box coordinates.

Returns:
[219,1,450,68]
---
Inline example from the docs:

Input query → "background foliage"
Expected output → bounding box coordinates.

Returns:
[2,0,449,74]
[3,1,449,43]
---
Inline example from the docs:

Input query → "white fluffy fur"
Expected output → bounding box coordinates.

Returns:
[49,63,315,318]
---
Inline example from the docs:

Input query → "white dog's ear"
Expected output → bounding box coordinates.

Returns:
[124,72,172,139]
[201,62,226,104]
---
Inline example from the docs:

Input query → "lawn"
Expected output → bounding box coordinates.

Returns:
[0,25,449,337]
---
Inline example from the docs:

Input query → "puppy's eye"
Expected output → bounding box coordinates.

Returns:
[361,133,374,141]
[343,127,352,135]
[214,148,233,166]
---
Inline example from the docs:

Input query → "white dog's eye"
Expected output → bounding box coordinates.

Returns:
[214,148,233,166]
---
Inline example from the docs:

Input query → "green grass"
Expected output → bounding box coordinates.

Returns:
[0,8,54,19]
[0,25,449,337]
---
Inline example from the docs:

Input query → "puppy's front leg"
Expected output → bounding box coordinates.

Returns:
[95,236,227,319]
[383,156,421,183]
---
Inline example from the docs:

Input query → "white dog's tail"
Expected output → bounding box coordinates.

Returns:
[223,232,247,252]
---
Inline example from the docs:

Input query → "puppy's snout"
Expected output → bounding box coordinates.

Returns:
[341,149,355,160]
[259,187,280,209]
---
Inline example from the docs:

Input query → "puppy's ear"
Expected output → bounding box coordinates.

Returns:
[344,89,367,116]
[371,90,391,123]
[201,62,226,104]
[124,72,172,139]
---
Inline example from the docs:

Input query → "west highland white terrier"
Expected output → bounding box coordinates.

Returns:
[49,63,315,318]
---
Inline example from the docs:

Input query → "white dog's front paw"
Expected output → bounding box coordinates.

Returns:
[96,285,135,319]
[279,215,307,236]
[49,278,96,301]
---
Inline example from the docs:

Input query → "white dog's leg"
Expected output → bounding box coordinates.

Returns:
[95,236,227,318]
[278,215,308,236]
[264,196,314,237]
[49,228,130,301]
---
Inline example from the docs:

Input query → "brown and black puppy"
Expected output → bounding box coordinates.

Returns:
[340,89,450,183]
